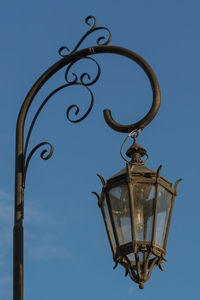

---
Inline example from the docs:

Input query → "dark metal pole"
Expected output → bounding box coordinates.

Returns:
[13,16,161,300]
[13,119,24,300]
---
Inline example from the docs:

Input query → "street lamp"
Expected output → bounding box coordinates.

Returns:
[13,16,181,300]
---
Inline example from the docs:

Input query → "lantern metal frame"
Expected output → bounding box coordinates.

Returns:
[11,15,176,300]
[95,161,181,288]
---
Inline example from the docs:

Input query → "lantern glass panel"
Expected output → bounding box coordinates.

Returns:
[133,184,155,242]
[127,253,135,262]
[109,185,131,245]
[127,252,143,262]
[155,185,172,247]
[103,196,116,251]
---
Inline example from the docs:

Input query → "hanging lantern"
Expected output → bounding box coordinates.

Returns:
[93,132,181,289]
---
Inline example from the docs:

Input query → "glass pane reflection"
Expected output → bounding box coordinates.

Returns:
[133,184,155,242]
[155,185,172,247]
[109,185,131,245]
[103,197,116,251]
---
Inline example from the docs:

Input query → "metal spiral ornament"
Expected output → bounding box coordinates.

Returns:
[23,142,54,186]
[22,55,101,183]
[65,83,94,123]
[58,15,112,57]
[65,56,101,86]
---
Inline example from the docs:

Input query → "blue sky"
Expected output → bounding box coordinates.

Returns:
[0,0,199,299]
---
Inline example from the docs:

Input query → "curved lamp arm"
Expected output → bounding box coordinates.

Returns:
[13,16,161,300]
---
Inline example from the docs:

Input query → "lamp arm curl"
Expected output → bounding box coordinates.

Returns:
[16,45,161,193]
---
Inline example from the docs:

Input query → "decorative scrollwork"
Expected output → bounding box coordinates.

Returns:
[58,46,70,57]
[85,15,97,30]
[22,81,96,186]
[65,57,101,86]
[23,53,102,170]
[23,142,54,186]
[66,84,94,123]
[23,51,102,184]
[22,82,94,184]
[58,15,112,57]
[23,79,97,170]
[23,83,72,165]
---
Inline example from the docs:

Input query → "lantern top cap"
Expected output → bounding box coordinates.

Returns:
[107,163,173,188]
[109,163,155,179]
[121,130,148,165]
[126,139,147,163]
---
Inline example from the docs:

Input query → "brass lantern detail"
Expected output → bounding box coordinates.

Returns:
[94,135,181,289]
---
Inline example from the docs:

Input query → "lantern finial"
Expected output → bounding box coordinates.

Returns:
[126,136,147,164]
[120,129,149,165]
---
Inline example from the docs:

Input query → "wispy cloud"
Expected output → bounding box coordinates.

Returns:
[25,201,63,226]
[0,190,13,224]
[0,191,13,299]
[0,274,12,286]
[25,201,72,262]
[0,274,12,299]
[0,202,13,223]
[0,134,10,145]
[128,286,137,295]
[0,189,72,266]
[0,190,13,272]
[0,190,13,201]
[28,244,71,260]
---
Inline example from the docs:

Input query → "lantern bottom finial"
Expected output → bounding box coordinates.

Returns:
[139,283,144,289]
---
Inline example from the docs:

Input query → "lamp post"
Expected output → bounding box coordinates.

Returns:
[13,16,181,300]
